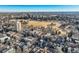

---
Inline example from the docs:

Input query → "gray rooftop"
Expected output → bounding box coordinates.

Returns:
[0,33,5,38]
[72,33,79,40]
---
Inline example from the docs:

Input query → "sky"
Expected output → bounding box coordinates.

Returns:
[0,5,79,12]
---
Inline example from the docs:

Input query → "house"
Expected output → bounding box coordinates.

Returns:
[0,33,10,42]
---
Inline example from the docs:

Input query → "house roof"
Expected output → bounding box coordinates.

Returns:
[0,33,5,38]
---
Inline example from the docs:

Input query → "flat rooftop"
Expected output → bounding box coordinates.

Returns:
[0,33,5,38]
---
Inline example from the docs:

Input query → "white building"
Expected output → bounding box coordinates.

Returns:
[17,20,22,32]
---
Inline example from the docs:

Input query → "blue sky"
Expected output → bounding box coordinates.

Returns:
[0,5,79,12]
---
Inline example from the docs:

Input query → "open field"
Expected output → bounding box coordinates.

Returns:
[22,20,67,36]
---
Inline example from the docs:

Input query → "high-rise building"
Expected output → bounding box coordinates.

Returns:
[17,20,22,32]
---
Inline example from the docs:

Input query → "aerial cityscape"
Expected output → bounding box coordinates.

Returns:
[0,5,79,53]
